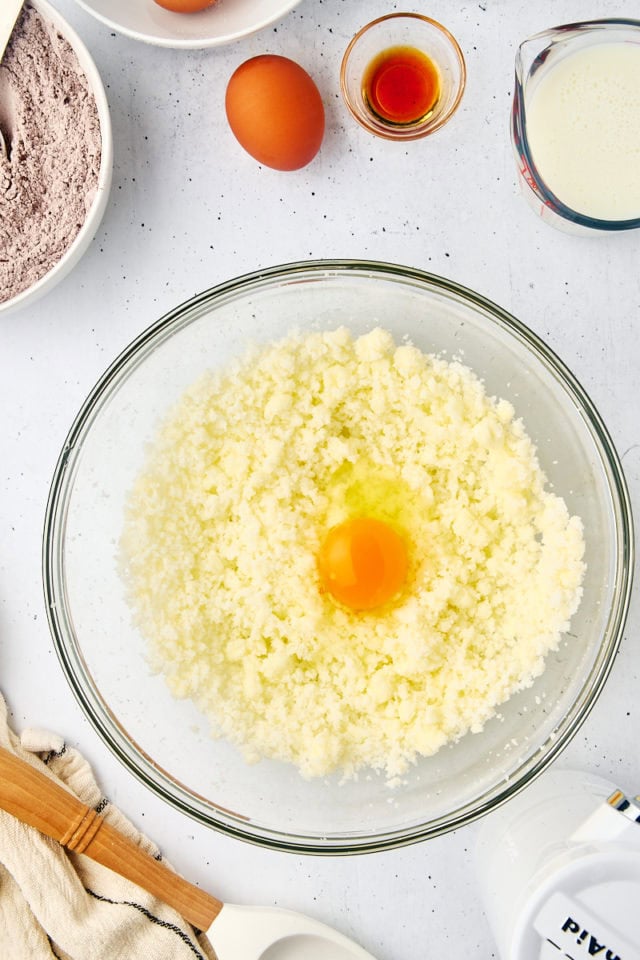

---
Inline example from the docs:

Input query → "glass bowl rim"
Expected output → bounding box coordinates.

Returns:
[43,259,635,854]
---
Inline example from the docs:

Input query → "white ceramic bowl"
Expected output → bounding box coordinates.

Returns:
[44,261,634,854]
[71,0,301,48]
[0,0,112,318]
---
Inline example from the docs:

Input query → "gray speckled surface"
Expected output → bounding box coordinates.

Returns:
[1,1,638,957]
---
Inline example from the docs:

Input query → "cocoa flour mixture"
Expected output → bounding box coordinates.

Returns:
[0,5,102,304]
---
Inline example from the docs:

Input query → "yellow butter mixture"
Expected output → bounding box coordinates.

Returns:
[121,328,585,780]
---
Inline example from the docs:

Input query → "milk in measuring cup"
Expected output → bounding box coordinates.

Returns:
[525,42,640,221]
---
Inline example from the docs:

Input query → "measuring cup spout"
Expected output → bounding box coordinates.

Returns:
[511,22,577,203]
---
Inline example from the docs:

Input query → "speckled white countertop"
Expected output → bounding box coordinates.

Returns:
[1,1,639,956]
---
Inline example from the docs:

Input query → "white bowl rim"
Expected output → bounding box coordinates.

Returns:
[0,0,113,317]
[70,0,302,49]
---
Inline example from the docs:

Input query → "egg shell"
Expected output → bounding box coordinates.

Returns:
[225,55,325,171]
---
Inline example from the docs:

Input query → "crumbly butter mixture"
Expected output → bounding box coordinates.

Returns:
[122,328,585,780]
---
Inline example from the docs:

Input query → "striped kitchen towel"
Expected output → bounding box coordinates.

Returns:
[0,692,216,960]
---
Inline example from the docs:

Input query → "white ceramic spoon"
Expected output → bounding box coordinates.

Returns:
[0,0,24,159]
[0,746,378,960]
[0,0,23,62]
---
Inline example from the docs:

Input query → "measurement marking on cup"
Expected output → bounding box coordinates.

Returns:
[542,934,578,959]
[542,937,578,959]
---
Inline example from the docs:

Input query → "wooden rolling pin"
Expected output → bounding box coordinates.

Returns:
[0,744,380,960]
[0,745,222,931]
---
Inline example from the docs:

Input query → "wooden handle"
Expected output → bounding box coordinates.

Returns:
[0,745,223,931]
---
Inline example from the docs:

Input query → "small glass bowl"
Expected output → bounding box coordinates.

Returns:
[340,13,466,141]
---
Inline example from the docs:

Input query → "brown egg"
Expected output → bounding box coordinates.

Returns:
[225,55,325,171]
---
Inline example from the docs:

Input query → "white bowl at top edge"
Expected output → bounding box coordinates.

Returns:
[70,0,302,49]
[0,0,113,318]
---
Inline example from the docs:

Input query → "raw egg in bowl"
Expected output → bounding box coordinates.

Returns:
[44,261,633,853]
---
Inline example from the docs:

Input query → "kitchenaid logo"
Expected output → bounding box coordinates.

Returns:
[556,916,622,960]
[533,887,638,960]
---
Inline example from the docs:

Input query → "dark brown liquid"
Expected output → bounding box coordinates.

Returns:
[364,45,440,125]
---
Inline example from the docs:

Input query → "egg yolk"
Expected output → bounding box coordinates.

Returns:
[317,517,408,611]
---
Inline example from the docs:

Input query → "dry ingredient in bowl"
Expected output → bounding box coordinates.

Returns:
[0,5,101,304]
[122,328,585,781]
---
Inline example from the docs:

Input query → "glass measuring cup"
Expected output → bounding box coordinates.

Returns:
[512,19,640,234]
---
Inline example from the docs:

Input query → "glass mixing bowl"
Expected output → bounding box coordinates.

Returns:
[43,261,633,853]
